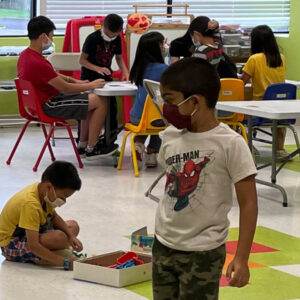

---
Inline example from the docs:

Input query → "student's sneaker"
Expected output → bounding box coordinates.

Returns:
[145,153,158,168]
[85,144,118,161]
[77,147,86,158]
[134,142,145,169]
[276,149,293,161]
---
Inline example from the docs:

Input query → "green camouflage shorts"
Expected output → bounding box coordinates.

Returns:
[152,237,226,300]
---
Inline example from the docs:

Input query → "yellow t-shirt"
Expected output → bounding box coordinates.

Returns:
[0,183,54,247]
[243,53,286,100]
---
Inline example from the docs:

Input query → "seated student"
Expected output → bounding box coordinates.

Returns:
[18,16,115,160]
[170,17,237,78]
[241,25,287,159]
[169,31,195,63]
[80,14,129,147]
[129,32,168,168]
[0,161,82,271]
[190,17,223,69]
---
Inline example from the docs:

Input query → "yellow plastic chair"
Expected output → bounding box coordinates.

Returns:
[117,95,166,177]
[218,78,248,143]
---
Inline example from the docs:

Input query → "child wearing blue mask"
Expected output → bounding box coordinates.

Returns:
[190,16,224,69]
[152,57,258,300]
[0,161,82,271]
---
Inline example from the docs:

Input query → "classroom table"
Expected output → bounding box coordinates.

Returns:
[216,100,300,207]
[93,81,137,145]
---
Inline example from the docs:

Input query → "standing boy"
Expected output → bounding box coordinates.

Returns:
[80,14,129,146]
[153,57,258,299]
[0,161,83,270]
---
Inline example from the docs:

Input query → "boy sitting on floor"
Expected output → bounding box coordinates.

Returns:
[0,161,82,271]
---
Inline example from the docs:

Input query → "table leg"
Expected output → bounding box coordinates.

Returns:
[247,115,253,151]
[271,120,278,184]
[105,96,111,145]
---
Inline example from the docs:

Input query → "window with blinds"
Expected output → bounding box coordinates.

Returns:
[39,0,167,32]
[172,0,290,32]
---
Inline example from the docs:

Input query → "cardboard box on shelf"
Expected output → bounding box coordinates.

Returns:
[73,250,152,287]
[131,227,154,254]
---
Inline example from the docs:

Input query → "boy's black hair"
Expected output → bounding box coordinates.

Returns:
[160,57,220,109]
[41,161,81,191]
[188,16,214,37]
[103,14,123,33]
[27,16,56,40]
[251,25,282,68]
[130,31,164,86]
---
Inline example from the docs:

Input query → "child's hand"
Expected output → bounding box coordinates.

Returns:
[68,236,83,252]
[208,20,219,30]
[91,78,105,88]
[226,257,250,288]
[97,66,111,76]
[121,69,129,81]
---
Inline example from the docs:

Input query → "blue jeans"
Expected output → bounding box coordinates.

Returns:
[131,116,161,151]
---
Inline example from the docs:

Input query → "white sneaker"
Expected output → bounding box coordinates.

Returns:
[276,149,292,161]
[145,153,158,168]
[134,142,145,169]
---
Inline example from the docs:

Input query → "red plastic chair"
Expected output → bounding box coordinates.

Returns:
[6,79,83,171]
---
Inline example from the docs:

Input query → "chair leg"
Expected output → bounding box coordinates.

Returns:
[130,133,139,177]
[51,125,56,147]
[33,124,55,172]
[6,120,30,165]
[237,122,248,144]
[64,123,83,169]
[41,124,56,162]
[117,130,131,171]
[286,125,300,159]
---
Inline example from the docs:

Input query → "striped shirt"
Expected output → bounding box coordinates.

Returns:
[192,31,224,68]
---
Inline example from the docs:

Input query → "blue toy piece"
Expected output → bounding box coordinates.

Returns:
[116,259,136,269]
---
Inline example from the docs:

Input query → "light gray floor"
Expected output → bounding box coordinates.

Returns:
[0,125,300,300]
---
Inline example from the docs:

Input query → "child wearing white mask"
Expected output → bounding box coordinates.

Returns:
[129,31,169,168]
[0,161,82,271]
[80,14,129,82]
[79,14,129,150]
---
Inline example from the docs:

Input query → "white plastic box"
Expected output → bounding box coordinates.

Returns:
[73,250,152,287]
[223,45,241,56]
[221,33,242,45]
[240,46,251,57]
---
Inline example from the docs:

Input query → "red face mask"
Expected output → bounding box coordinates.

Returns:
[162,96,197,131]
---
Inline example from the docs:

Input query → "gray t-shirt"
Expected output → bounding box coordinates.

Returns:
[155,122,257,252]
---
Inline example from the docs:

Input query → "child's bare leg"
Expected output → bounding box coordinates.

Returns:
[39,220,80,250]
[277,128,286,150]
[87,94,107,147]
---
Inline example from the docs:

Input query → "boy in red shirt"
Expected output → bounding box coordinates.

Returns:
[18,16,117,160]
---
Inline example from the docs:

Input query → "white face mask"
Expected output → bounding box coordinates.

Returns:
[42,37,53,51]
[162,44,169,58]
[44,189,66,208]
[101,29,117,42]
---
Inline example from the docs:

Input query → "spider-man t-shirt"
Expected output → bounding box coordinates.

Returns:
[155,122,257,252]
[81,30,122,82]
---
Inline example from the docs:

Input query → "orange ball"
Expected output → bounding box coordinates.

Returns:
[127,13,151,34]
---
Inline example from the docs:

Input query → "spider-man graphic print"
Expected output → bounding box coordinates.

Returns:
[165,152,210,211]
